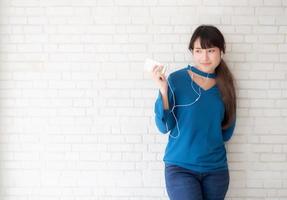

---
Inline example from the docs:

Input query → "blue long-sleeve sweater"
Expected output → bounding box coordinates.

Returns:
[154,65,236,172]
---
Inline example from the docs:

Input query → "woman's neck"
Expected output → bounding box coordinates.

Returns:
[195,65,215,74]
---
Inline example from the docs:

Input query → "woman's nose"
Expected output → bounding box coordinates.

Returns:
[203,51,209,60]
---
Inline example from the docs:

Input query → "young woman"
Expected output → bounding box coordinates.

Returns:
[151,25,237,200]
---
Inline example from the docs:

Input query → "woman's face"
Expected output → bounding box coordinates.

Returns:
[192,38,222,73]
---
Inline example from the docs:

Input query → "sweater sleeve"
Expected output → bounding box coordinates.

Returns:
[222,117,236,142]
[154,77,176,134]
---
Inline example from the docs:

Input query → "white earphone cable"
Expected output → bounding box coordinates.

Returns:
[164,65,210,139]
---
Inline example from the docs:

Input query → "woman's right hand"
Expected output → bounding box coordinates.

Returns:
[151,64,168,95]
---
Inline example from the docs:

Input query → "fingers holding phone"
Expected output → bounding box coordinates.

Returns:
[151,64,168,93]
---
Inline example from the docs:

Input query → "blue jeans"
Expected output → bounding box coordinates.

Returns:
[165,163,229,200]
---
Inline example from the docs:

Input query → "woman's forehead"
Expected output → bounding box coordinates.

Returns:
[194,38,216,49]
[194,39,218,49]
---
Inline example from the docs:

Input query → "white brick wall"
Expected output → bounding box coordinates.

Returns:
[0,0,286,199]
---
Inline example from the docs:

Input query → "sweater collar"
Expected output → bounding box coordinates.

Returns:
[188,65,217,79]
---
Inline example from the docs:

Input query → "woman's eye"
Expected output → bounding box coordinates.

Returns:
[195,50,201,53]
[208,49,215,53]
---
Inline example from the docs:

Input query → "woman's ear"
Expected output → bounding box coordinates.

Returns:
[221,51,224,58]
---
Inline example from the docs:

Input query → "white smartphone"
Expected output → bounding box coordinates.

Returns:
[144,58,167,74]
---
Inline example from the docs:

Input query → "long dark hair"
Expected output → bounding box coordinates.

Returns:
[188,25,236,130]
